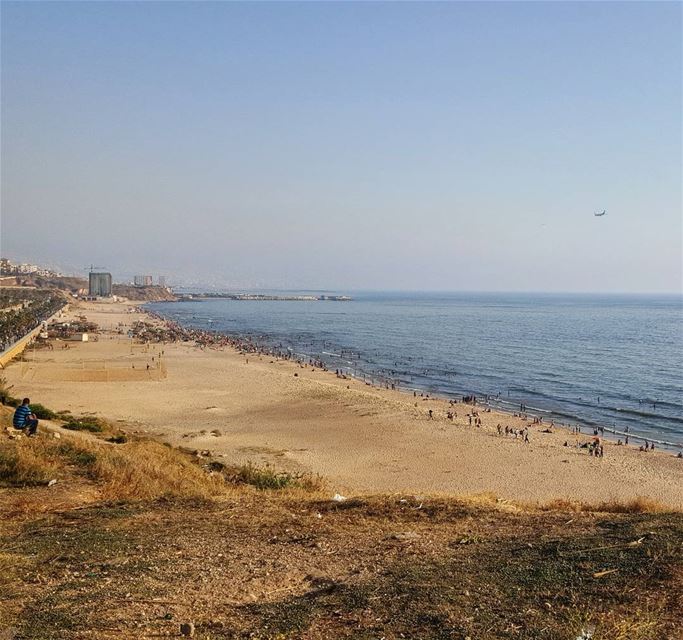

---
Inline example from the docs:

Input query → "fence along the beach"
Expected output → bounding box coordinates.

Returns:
[20,359,167,382]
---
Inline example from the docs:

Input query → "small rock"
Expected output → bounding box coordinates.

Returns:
[53,432,61,439]
[180,622,195,637]
[47,479,58,487]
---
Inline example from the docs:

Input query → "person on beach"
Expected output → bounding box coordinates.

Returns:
[13,398,39,436]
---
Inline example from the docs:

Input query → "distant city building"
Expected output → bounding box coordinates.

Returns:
[89,272,112,297]
[134,275,153,287]
[158,276,166,287]
[0,257,61,278]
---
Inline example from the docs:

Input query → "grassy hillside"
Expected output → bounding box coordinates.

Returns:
[1,408,681,639]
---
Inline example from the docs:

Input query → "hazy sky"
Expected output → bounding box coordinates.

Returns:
[1,1,681,292]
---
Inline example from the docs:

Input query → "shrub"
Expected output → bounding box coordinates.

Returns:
[57,442,97,467]
[0,443,59,487]
[0,375,14,399]
[226,462,323,492]
[62,417,105,433]
[29,403,57,420]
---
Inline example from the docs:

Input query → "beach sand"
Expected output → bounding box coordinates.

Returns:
[4,299,682,508]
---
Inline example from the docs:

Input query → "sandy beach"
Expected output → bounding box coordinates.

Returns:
[4,299,682,508]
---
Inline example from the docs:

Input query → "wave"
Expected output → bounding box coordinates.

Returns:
[611,406,683,424]
[151,299,683,448]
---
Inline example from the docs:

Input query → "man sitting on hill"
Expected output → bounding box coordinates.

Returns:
[13,398,39,436]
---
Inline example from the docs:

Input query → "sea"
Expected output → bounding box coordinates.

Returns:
[149,292,683,451]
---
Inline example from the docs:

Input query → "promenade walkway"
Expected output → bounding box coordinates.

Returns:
[0,305,68,369]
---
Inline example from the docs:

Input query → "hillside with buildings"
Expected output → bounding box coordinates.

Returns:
[111,284,176,301]
[1,259,176,302]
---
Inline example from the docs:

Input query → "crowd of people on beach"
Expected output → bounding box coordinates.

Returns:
[138,312,337,372]
[137,309,682,459]
[496,424,531,444]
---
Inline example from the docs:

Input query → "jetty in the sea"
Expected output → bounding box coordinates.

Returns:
[176,293,352,302]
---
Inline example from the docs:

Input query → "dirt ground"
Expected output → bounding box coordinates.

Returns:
[1,414,681,640]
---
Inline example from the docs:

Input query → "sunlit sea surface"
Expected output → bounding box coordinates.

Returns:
[150,292,683,450]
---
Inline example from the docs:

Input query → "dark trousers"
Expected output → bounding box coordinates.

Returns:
[20,419,39,436]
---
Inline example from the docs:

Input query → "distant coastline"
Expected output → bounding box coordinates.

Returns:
[175,293,352,302]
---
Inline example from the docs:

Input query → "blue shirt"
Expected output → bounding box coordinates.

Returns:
[13,405,32,427]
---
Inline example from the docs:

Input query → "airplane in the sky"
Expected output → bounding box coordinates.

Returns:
[594,210,606,217]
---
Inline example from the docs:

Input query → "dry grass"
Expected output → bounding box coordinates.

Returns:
[539,496,668,514]
[93,439,227,501]
[222,461,326,493]
[1,403,681,638]
[0,440,61,487]
[1,425,681,638]
[0,433,225,501]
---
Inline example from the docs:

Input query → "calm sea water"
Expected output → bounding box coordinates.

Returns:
[150,292,683,449]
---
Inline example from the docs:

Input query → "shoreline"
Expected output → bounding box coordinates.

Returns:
[147,302,683,453]
[3,299,682,508]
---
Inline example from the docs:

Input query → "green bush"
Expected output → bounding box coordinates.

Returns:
[226,462,323,491]
[29,403,57,420]
[62,418,104,433]
[237,463,293,489]
[57,442,97,467]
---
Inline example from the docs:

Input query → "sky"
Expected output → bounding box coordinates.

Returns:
[1,1,681,293]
